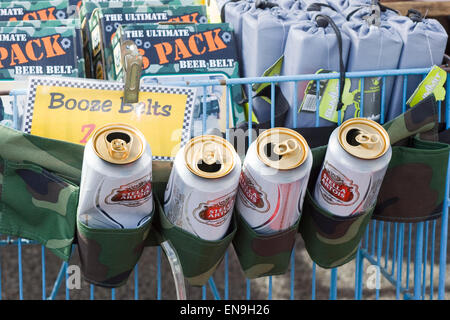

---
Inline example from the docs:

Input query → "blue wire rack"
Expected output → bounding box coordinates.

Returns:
[1,66,449,300]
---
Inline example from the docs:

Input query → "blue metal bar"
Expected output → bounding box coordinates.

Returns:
[438,154,450,299]
[360,77,365,117]
[134,264,139,300]
[292,81,298,128]
[430,220,436,300]
[422,221,429,300]
[311,262,316,300]
[385,223,391,269]
[111,288,116,300]
[270,83,275,128]
[168,68,432,87]
[268,276,272,300]
[41,245,46,300]
[371,220,377,257]
[65,263,69,300]
[396,223,405,300]
[414,222,424,299]
[226,85,230,137]
[202,285,206,300]
[315,80,320,127]
[246,279,251,300]
[358,243,366,300]
[18,238,23,300]
[406,223,412,290]
[90,284,94,300]
[208,278,221,300]
[0,243,2,300]
[402,75,408,114]
[380,76,386,124]
[354,248,361,300]
[48,262,67,300]
[157,246,161,300]
[329,269,337,300]
[376,221,384,300]
[438,100,442,123]
[13,93,19,130]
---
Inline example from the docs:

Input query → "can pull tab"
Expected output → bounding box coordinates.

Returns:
[355,131,379,149]
[273,139,299,156]
[106,133,132,161]
[201,141,222,165]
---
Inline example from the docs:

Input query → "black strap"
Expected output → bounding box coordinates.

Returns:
[255,0,278,9]
[315,14,346,111]
[407,8,423,22]
[220,0,240,22]
[307,2,336,12]
[346,3,399,21]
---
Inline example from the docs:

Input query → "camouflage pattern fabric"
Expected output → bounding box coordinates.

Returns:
[373,137,450,222]
[76,207,154,288]
[154,195,236,287]
[0,125,83,184]
[0,158,79,261]
[0,125,84,260]
[374,93,449,222]
[382,94,439,145]
[233,211,300,279]
[299,145,375,269]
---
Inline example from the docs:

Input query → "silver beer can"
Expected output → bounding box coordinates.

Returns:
[314,118,392,217]
[163,135,241,241]
[77,123,154,229]
[236,128,313,235]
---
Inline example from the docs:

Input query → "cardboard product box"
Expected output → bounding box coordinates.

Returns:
[88,5,208,80]
[112,22,247,131]
[0,26,79,80]
[0,19,85,78]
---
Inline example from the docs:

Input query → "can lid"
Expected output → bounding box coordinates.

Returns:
[92,123,146,164]
[256,128,309,170]
[184,135,236,179]
[338,118,390,160]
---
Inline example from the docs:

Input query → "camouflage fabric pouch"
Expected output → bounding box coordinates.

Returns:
[299,146,374,269]
[76,207,154,288]
[154,196,236,287]
[232,211,300,279]
[373,137,450,222]
[373,93,450,222]
[0,158,79,261]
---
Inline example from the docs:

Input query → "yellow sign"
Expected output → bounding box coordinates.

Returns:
[24,77,196,160]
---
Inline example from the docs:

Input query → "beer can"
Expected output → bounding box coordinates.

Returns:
[314,118,392,217]
[163,135,241,241]
[77,123,154,229]
[236,128,313,234]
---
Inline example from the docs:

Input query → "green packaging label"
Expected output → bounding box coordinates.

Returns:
[407,65,447,108]
[300,69,352,123]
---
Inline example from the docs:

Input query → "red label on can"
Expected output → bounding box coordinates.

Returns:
[194,192,236,227]
[106,175,152,207]
[320,169,354,202]
[239,171,264,208]
[318,162,359,206]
